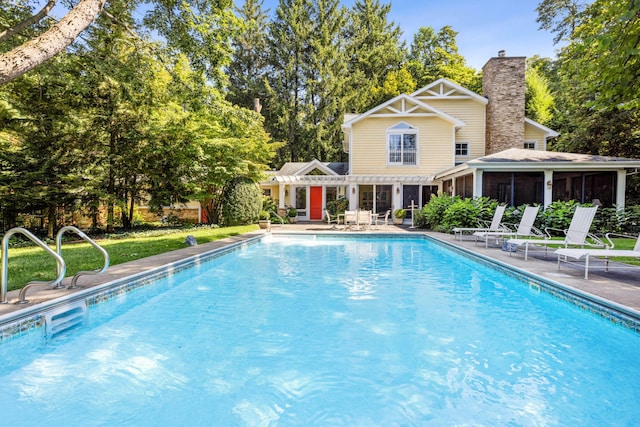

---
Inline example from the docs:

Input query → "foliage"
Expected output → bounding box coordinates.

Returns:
[326,197,348,214]
[259,210,269,220]
[393,208,406,219]
[525,63,554,125]
[220,177,263,226]
[287,207,298,217]
[407,25,481,92]
[537,199,579,233]
[440,199,478,230]
[418,194,459,231]
[262,196,277,212]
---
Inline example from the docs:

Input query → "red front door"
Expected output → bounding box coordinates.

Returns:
[310,186,323,220]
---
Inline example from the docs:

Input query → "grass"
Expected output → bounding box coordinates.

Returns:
[2,225,258,292]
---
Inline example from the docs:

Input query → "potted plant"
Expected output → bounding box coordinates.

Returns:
[258,210,270,229]
[393,208,406,225]
[287,207,298,223]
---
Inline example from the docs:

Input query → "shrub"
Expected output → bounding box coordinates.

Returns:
[221,177,262,226]
[326,197,348,215]
[419,194,459,230]
[287,208,298,218]
[441,198,479,230]
[538,200,579,234]
[259,210,269,220]
[393,208,406,219]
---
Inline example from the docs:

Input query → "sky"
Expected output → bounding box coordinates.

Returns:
[254,0,559,70]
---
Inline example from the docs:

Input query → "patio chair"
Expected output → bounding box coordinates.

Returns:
[452,205,507,241]
[507,206,603,260]
[343,210,358,230]
[325,210,339,229]
[473,206,542,248]
[555,232,640,279]
[356,210,373,230]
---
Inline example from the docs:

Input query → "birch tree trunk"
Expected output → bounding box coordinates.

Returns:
[0,0,106,85]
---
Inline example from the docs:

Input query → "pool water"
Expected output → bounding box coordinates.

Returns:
[1,235,639,426]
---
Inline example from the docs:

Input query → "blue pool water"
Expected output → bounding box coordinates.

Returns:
[0,235,639,426]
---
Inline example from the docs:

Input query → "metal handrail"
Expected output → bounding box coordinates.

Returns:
[1,227,66,304]
[269,211,285,227]
[56,226,110,289]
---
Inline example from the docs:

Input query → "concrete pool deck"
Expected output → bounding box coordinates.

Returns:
[1,223,639,318]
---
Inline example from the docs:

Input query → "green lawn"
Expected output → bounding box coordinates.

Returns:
[2,225,258,292]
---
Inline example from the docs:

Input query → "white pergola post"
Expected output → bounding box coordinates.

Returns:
[473,169,483,198]
[278,184,286,208]
[617,170,627,210]
[543,170,554,209]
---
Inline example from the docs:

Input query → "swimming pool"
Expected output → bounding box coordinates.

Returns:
[1,234,639,426]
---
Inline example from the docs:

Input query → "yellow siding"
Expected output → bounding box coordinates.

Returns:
[426,99,486,158]
[524,124,546,149]
[350,116,456,175]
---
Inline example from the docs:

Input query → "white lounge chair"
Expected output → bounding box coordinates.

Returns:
[555,233,640,279]
[473,206,542,248]
[342,210,358,230]
[507,206,603,260]
[452,205,507,241]
[356,210,372,230]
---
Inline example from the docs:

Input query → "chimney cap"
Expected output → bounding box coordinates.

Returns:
[498,50,506,57]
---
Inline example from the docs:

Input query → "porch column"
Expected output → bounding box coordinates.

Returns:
[393,183,402,211]
[617,170,627,210]
[473,169,483,198]
[278,184,285,209]
[349,184,358,210]
[543,170,554,209]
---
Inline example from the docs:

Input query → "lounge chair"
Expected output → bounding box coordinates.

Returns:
[452,205,507,241]
[555,233,640,279]
[473,205,542,248]
[507,206,603,260]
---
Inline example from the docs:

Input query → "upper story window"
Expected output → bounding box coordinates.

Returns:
[387,123,417,165]
[524,140,537,150]
[455,142,469,156]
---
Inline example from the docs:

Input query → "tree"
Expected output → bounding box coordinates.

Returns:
[344,0,405,112]
[0,0,107,84]
[536,0,585,44]
[227,0,271,110]
[265,0,313,163]
[407,25,480,92]
[525,62,554,125]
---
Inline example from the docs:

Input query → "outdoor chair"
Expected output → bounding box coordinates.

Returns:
[325,210,339,229]
[507,206,603,260]
[555,232,640,279]
[452,205,507,241]
[473,206,542,248]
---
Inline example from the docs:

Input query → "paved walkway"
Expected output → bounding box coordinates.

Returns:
[1,223,639,319]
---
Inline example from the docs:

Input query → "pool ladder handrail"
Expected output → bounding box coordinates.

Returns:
[56,226,110,290]
[1,227,66,304]
[269,211,285,227]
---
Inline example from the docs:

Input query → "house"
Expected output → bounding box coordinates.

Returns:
[261,51,640,222]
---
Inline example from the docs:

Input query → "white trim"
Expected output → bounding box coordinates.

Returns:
[342,93,465,129]
[386,122,419,166]
[411,78,489,105]
[523,140,537,150]
[294,159,338,176]
[524,117,559,138]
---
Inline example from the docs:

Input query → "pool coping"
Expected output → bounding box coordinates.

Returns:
[1,229,639,340]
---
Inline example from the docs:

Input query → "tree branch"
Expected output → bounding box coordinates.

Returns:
[0,0,107,85]
[0,0,58,43]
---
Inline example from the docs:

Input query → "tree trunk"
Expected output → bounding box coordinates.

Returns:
[0,0,106,84]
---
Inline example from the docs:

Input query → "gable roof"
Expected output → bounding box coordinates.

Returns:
[275,161,348,177]
[524,118,560,138]
[342,93,465,129]
[411,78,488,104]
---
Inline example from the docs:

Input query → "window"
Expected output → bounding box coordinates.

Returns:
[388,123,417,165]
[455,142,469,156]
[524,141,537,150]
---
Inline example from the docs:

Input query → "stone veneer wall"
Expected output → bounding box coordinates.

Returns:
[482,55,526,155]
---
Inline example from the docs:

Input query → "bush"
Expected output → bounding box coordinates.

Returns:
[259,210,269,220]
[441,198,479,230]
[326,197,348,215]
[221,177,262,226]
[393,208,406,219]
[419,194,459,230]
[537,200,579,234]
[287,208,298,217]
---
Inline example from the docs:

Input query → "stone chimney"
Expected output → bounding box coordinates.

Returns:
[482,51,526,154]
